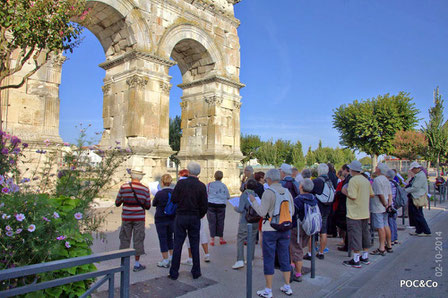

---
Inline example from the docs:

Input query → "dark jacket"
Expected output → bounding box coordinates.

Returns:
[281,176,300,199]
[328,171,338,189]
[254,182,265,199]
[312,175,328,196]
[293,193,318,227]
[151,188,175,223]
[171,176,208,218]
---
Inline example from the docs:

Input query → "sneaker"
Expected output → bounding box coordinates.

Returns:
[257,289,273,298]
[157,259,170,268]
[232,260,245,269]
[303,253,312,261]
[280,285,293,296]
[182,258,193,266]
[133,264,146,272]
[417,233,431,237]
[316,253,324,260]
[360,257,370,265]
[204,254,211,262]
[220,239,227,245]
[343,259,361,268]
[210,240,215,246]
[291,272,302,282]
[409,232,421,236]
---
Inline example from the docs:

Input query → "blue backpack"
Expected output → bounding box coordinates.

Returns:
[164,193,177,215]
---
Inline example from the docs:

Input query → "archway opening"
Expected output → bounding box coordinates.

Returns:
[59,28,104,144]
[60,1,131,144]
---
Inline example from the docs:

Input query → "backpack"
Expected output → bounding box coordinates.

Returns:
[315,177,335,205]
[267,188,293,232]
[299,200,322,236]
[391,180,407,209]
[164,192,177,215]
[246,204,262,223]
[281,178,300,199]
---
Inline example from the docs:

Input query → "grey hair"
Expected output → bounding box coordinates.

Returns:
[301,178,314,192]
[386,169,395,179]
[302,169,312,179]
[377,163,389,175]
[245,166,254,173]
[187,162,201,176]
[265,169,281,182]
[131,173,144,181]
[281,167,292,175]
[317,163,329,176]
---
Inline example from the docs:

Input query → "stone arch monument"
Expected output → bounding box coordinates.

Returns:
[2,0,244,192]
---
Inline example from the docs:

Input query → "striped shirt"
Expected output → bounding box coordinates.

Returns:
[115,182,151,221]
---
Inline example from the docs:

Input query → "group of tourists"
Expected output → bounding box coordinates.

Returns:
[114,158,432,298]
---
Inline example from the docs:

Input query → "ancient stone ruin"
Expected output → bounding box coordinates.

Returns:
[1,0,244,193]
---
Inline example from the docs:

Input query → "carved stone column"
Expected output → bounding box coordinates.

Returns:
[98,50,176,185]
[177,75,244,192]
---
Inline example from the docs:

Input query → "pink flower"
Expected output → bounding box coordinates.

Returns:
[65,241,71,248]
[2,187,9,194]
[53,212,60,219]
[63,142,70,146]
[15,213,25,222]
[57,235,66,241]
[42,216,50,222]
[6,231,13,237]
[27,224,36,232]
[16,228,22,234]
[74,212,83,220]
[5,225,12,231]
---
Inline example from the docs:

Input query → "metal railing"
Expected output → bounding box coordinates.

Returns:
[0,248,135,298]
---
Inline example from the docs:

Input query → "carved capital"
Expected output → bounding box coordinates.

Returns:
[52,55,66,68]
[234,101,242,109]
[102,84,111,95]
[180,101,188,109]
[126,75,148,89]
[159,81,172,94]
[205,96,223,106]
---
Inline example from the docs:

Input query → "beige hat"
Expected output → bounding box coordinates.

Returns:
[130,167,145,176]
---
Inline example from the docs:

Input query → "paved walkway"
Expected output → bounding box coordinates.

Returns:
[91,198,448,298]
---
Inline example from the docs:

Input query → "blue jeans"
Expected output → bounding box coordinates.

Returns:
[388,212,398,242]
[155,220,175,253]
[262,230,291,275]
[169,215,201,279]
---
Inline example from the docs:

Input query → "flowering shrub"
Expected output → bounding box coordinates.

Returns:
[0,129,131,296]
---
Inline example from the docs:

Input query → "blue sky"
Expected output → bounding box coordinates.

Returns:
[60,0,448,154]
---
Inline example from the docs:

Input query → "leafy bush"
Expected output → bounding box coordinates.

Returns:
[0,128,130,296]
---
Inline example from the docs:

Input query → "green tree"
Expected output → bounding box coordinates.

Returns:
[422,87,448,176]
[0,0,88,127]
[333,92,419,170]
[169,116,182,165]
[289,140,306,169]
[274,139,292,166]
[305,146,316,166]
[391,130,428,160]
[240,134,262,163]
[257,139,277,166]
[360,156,372,166]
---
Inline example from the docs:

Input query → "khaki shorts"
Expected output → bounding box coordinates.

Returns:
[290,227,310,263]
[119,221,145,256]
